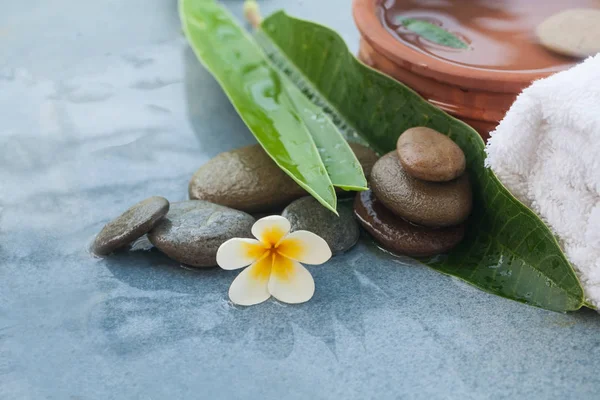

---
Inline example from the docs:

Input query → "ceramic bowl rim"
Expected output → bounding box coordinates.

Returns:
[352,0,561,91]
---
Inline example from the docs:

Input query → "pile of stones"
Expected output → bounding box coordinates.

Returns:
[354,127,472,257]
[92,128,472,265]
[91,144,378,266]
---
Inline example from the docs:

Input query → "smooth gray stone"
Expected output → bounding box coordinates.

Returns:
[92,196,169,255]
[148,200,254,267]
[282,196,359,255]
[188,143,379,213]
[188,144,307,213]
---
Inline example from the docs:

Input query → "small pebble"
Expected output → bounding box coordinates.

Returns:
[282,196,359,255]
[397,127,466,182]
[371,151,472,227]
[354,190,465,257]
[536,9,600,58]
[92,196,170,256]
[148,200,255,267]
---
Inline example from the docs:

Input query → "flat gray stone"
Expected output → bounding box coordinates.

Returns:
[148,200,255,267]
[188,144,306,213]
[92,196,169,255]
[188,143,379,212]
[282,196,359,255]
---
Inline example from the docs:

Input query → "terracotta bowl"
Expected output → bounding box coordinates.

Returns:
[352,0,566,140]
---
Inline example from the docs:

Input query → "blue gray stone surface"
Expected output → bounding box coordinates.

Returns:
[1,1,599,399]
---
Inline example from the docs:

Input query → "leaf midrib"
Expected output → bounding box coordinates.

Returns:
[257,18,376,152]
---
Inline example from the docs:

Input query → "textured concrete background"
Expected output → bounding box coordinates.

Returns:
[1,1,599,399]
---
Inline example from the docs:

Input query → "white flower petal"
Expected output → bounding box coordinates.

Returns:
[229,256,272,306]
[276,230,332,265]
[217,238,266,270]
[251,215,291,246]
[268,254,315,304]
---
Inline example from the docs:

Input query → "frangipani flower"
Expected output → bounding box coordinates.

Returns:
[217,216,332,306]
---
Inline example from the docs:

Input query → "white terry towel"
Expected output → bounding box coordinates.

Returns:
[486,54,600,308]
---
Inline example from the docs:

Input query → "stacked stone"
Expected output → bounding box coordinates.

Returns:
[354,127,473,257]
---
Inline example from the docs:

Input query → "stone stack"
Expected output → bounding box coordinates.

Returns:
[354,127,472,257]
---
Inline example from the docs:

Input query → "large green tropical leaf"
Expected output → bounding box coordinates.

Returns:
[179,0,367,214]
[258,11,584,312]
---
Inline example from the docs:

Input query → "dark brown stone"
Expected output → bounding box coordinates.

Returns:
[371,151,472,227]
[354,191,465,257]
[92,196,169,256]
[397,127,466,182]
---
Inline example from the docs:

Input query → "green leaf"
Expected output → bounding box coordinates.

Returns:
[398,18,468,49]
[294,101,368,191]
[259,11,584,312]
[180,0,368,214]
[584,301,597,310]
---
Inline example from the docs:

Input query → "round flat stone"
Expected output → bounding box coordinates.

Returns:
[354,190,465,257]
[536,9,600,58]
[396,127,466,182]
[189,143,379,213]
[148,200,255,267]
[189,145,305,213]
[282,196,359,255]
[92,196,169,256]
[371,151,472,227]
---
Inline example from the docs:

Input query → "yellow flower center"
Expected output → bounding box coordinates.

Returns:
[243,228,306,283]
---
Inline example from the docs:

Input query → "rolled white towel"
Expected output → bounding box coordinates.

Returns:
[486,54,600,308]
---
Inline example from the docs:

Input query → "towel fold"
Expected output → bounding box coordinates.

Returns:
[486,54,600,308]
